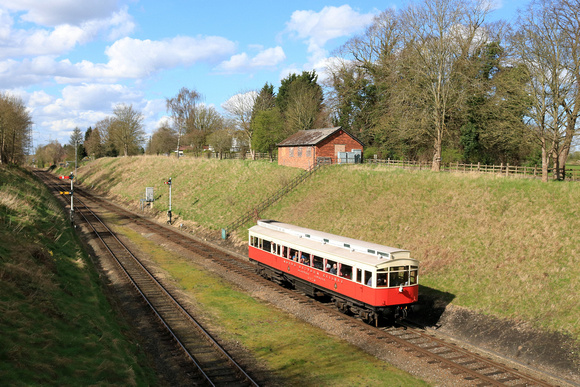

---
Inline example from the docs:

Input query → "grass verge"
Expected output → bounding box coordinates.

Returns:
[0,165,157,385]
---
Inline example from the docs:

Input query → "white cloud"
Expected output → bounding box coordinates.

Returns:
[28,90,53,106]
[60,83,142,111]
[218,46,286,73]
[0,4,135,59]
[104,36,237,78]
[286,5,375,57]
[0,35,237,88]
[0,0,121,26]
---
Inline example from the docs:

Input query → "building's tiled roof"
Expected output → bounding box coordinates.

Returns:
[277,127,344,146]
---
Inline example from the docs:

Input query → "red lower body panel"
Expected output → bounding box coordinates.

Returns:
[249,247,418,307]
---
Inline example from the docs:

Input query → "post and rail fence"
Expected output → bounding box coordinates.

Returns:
[366,158,580,181]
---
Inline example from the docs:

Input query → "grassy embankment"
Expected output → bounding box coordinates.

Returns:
[0,166,158,385]
[71,156,579,343]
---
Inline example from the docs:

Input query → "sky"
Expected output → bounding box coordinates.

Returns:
[0,0,525,149]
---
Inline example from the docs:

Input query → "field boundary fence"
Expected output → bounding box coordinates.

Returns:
[221,163,323,238]
[366,158,580,181]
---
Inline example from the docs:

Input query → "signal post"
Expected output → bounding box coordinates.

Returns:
[165,177,172,224]
[59,173,74,223]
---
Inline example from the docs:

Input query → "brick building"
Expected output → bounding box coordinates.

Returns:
[277,127,364,170]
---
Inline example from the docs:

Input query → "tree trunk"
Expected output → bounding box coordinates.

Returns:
[541,143,549,183]
[431,131,442,172]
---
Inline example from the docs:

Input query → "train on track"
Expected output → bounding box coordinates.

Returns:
[248,220,419,325]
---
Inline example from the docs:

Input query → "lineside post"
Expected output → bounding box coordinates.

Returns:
[164,177,172,224]
[59,173,74,223]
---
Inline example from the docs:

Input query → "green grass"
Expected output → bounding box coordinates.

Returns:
[0,165,158,386]
[65,157,580,342]
[74,156,302,229]
[112,224,427,386]
[267,166,579,338]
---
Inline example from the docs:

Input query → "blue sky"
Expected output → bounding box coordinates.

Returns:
[0,0,525,148]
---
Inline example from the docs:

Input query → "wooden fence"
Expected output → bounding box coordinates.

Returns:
[366,158,580,181]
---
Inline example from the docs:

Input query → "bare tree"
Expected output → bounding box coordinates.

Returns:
[207,128,233,159]
[148,121,178,155]
[111,104,145,156]
[35,140,65,167]
[0,92,32,165]
[166,87,201,158]
[222,90,257,159]
[184,105,223,155]
[84,126,104,159]
[399,0,492,171]
[512,0,575,181]
[555,0,580,177]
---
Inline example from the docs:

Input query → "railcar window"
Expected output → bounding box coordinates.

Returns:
[299,252,310,265]
[250,236,258,247]
[289,248,298,261]
[339,264,352,279]
[326,260,338,274]
[356,268,362,283]
[377,270,388,287]
[410,266,418,285]
[389,267,409,287]
[262,239,271,252]
[313,256,323,270]
[364,271,373,287]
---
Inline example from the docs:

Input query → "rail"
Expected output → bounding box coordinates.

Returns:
[222,163,323,238]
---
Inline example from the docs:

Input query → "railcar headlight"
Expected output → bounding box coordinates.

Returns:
[399,284,403,293]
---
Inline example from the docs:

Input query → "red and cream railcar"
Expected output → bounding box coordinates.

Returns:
[248,220,419,324]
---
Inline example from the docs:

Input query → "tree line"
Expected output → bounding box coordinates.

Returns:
[4,0,578,183]
[326,0,579,182]
[35,104,145,168]
[0,93,32,165]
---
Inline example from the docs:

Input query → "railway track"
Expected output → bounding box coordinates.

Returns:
[36,170,564,387]
[379,323,556,387]
[35,170,259,387]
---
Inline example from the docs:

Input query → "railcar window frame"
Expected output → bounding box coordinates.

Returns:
[312,255,324,270]
[376,269,388,287]
[339,263,352,279]
[364,270,373,287]
[389,265,409,287]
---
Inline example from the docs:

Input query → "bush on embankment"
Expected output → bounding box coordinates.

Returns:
[0,165,157,385]
[71,156,579,341]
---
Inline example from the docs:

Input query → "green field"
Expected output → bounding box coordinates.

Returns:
[72,156,579,341]
[0,166,158,385]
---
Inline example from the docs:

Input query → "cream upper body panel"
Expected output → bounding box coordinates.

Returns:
[249,220,418,271]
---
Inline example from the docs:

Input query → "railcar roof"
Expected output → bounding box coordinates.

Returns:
[249,220,416,267]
